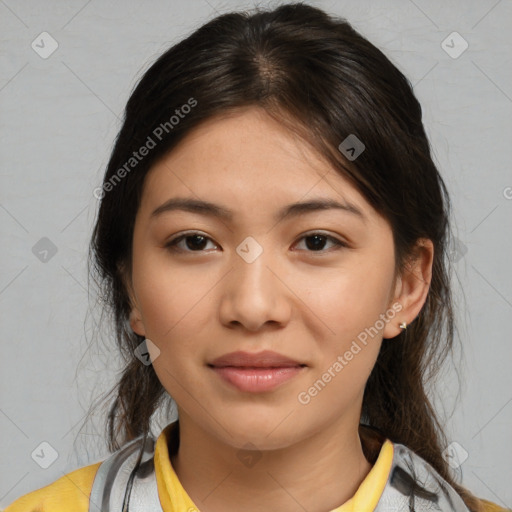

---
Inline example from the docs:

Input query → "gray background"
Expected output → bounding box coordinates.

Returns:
[1,0,511,508]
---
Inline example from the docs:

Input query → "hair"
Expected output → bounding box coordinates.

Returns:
[88,3,484,510]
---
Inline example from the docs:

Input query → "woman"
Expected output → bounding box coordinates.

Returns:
[4,2,508,511]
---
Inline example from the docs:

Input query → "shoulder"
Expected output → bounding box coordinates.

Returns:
[3,461,102,512]
[387,443,509,512]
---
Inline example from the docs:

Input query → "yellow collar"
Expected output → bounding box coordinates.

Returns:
[153,421,394,512]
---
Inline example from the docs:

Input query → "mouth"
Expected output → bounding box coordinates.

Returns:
[207,350,308,392]
[208,349,306,368]
[208,363,307,393]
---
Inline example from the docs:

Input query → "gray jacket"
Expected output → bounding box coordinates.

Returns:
[88,430,471,512]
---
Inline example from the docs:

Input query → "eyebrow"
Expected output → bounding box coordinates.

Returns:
[151,197,367,223]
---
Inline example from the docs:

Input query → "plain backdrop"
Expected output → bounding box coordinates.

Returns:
[1,0,511,508]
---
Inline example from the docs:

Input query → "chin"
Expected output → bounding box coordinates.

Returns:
[215,416,305,451]
[229,431,297,452]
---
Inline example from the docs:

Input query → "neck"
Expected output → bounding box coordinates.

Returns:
[169,414,378,512]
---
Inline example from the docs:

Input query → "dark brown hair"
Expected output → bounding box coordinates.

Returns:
[88,3,484,510]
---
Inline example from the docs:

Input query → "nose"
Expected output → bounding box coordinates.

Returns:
[218,243,291,332]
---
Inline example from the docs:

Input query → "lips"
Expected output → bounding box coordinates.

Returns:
[208,350,307,393]
[208,350,305,368]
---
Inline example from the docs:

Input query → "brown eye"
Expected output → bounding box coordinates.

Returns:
[294,232,347,253]
[165,232,218,252]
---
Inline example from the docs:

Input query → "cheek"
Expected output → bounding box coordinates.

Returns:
[132,246,208,337]
[131,251,216,388]
[305,260,394,339]
[296,267,390,414]
[135,267,211,402]
[299,256,395,395]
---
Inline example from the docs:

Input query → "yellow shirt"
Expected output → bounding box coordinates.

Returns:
[3,423,509,512]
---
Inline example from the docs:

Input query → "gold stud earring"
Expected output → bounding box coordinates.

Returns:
[399,322,407,330]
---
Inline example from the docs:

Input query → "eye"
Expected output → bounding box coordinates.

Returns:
[293,232,347,253]
[165,231,347,254]
[165,231,218,253]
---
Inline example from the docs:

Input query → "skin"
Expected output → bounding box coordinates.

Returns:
[127,106,433,512]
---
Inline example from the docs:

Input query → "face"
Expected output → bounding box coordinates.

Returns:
[127,107,405,450]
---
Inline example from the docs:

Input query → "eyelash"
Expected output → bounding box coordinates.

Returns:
[164,231,348,255]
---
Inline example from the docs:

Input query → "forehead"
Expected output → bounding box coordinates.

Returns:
[139,107,375,223]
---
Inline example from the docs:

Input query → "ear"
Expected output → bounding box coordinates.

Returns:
[118,261,146,338]
[383,238,434,339]
[129,307,146,338]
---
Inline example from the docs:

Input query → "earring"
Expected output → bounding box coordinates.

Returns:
[399,322,407,330]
